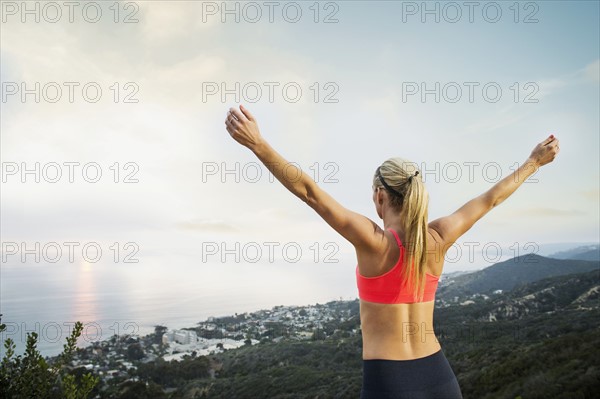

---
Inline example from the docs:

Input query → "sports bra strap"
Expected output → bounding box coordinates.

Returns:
[387,228,403,249]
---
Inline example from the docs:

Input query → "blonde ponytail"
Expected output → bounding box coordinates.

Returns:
[373,158,429,302]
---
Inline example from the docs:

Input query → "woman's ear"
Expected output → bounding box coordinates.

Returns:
[375,187,384,205]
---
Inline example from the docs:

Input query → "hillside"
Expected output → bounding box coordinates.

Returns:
[437,253,599,300]
[75,258,600,399]
[548,244,600,261]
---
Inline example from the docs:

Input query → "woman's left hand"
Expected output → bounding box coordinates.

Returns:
[225,105,264,150]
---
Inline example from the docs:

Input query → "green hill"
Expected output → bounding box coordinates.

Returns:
[98,265,599,399]
[437,253,599,300]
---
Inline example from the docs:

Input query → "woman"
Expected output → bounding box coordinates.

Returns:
[224,105,560,398]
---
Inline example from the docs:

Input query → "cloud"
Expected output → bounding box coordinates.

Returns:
[583,59,599,83]
[504,207,587,218]
[581,189,600,202]
[535,77,569,100]
[139,1,217,44]
[175,219,239,233]
[464,103,531,133]
[1,1,598,257]
[463,58,600,134]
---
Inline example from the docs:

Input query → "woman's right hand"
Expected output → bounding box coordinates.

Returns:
[528,134,560,167]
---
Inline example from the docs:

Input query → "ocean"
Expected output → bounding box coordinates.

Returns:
[1,258,359,358]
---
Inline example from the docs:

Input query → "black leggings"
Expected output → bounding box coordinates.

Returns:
[360,348,463,399]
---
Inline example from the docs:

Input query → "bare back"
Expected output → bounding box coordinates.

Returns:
[357,226,446,360]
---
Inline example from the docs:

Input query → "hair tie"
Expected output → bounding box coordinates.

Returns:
[408,170,419,182]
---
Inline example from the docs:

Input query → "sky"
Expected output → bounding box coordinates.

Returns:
[1,1,599,290]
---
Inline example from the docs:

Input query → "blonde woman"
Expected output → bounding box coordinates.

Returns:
[224,105,560,398]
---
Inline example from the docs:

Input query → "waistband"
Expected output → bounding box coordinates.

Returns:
[362,349,458,392]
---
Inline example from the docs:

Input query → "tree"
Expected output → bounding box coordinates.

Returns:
[114,380,167,399]
[311,328,326,341]
[153,325,168,346]
[127,343,145,361]
[0,315,99,398]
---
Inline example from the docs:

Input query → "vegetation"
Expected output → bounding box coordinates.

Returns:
[3,265,598,398]
[111,269,599,398]
[436,254,599,299]
[0,316,98,399]
[103,310,598,398]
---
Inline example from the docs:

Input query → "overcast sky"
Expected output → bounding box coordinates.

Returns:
[1,0,599,275]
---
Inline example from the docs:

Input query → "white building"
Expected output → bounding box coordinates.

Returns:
[162,329,198,345]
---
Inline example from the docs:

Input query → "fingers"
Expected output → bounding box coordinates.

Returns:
[226,109,238,122]
[229,107,246,122]
[224,113,240,133]
[543,134,556,146]
[225,112,239,124]
[239,104,255,121]
[548,135,559,156]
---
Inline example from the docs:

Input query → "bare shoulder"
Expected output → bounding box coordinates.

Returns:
[355,226,395,277]
[426,226,446,276]
[427,224,444,246]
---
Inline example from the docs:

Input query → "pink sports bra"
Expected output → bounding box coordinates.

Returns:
[356,228,440,304]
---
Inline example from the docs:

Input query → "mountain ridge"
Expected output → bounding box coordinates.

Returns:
[437,253,599,300]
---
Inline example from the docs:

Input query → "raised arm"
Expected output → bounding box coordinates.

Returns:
[224,105,380,251]
[429,135,560,251]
